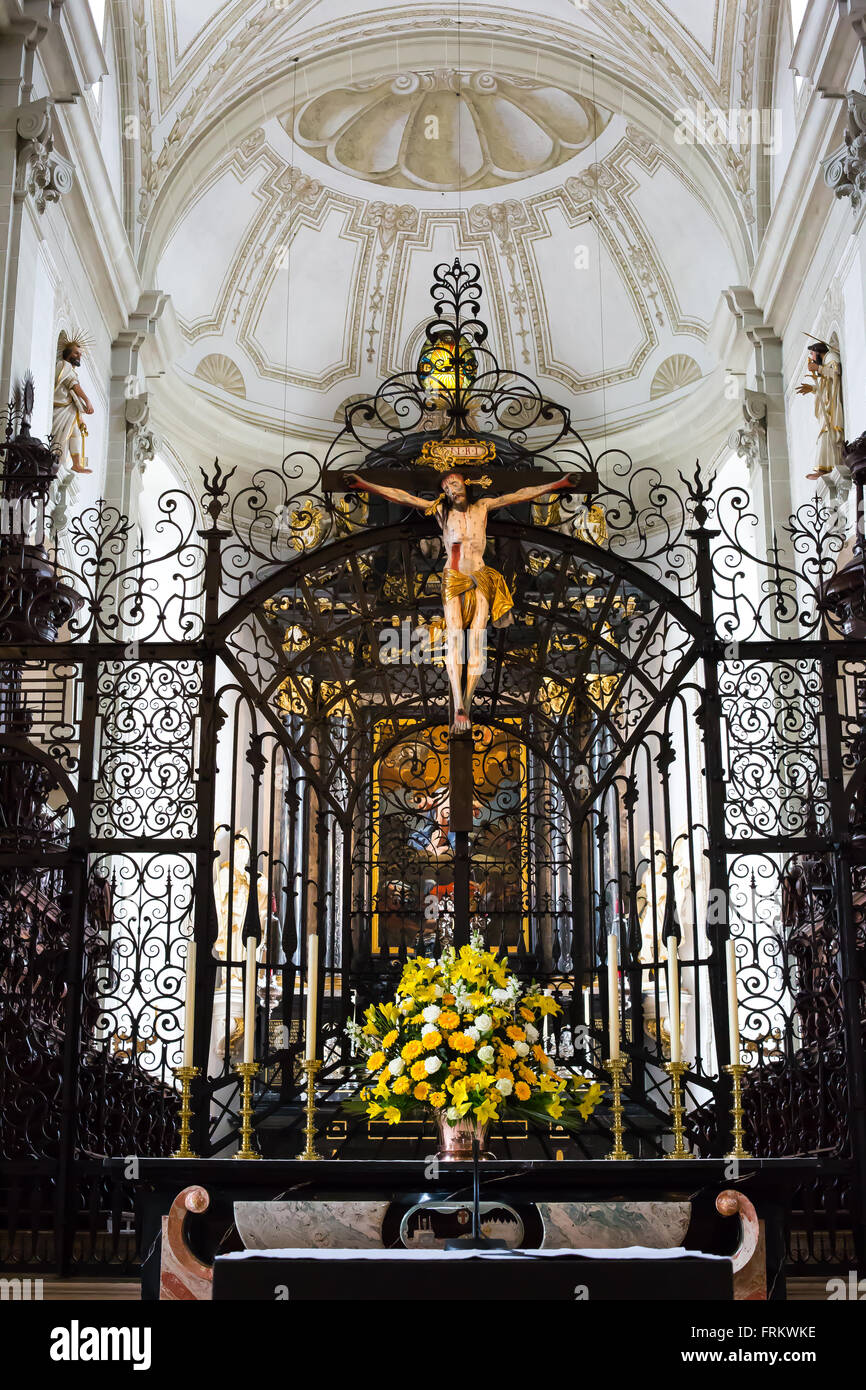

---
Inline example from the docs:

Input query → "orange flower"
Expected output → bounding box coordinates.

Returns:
[410,1060,428,1082]
[437,1010,459,1032]
[506,1025,525,1042]
[429,1090,446,1108]
[498,1043,517,1062]
[422,1029,442,1050]
[449,1032,476,1053]
[519,1006,535,1021]
[413,1081,430,1101]
[366,1051,385,1071]
[449,1058,467,1074]
[515,1081,531,1101]
[442,994,456,1005]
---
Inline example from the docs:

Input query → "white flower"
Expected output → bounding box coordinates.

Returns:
[514,1041,530,1057]
[388,1058,405,1076]
[491,988,509,1004]
[475,1013,492,1033]
[433,985,444,998]
[464,1026,480,1042]
[446,1106,460,1121]
[525,1023,539,1043]
[422,1005,441,1023]
[424,1056,442,1074]
[477,1044,494,1064]
[495,1078,513,1096]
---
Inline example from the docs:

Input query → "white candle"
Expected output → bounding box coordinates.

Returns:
[666,935,681,1064]
[243,936,257,1065]
[182,941,196,1069]
[607,933,619,1061]
[305,933,319,1061]
[726,938,740,1063]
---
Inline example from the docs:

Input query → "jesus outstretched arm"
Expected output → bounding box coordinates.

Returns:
[483,474,577,513]
[346,473,432,511]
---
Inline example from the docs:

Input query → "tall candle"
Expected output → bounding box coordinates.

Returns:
[182,941,196,1069]
[305,933,319,1061]
[726,938,740,1063]
[243,936,257,1065]
[666,936,681,1064]
[607,932,620,1060]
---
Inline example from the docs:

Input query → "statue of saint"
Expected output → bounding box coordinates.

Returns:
[796,340,844,480]
[52,333,95,475]
[636,833,669,966]
[213,831,269,987]
[348,468,576,731]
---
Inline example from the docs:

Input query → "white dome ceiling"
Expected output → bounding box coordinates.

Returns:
[136,1,755,472]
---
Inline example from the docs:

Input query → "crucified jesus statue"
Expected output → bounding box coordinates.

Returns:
[347,468,576,733]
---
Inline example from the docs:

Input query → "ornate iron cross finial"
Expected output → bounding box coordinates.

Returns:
[199,457,237,527]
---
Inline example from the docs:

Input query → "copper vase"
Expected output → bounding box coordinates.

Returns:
[435,1112,492,1161]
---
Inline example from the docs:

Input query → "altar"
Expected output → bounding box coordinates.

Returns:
[117,1154,815,1301]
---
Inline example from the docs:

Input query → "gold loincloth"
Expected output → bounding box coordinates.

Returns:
[441,565,514,629]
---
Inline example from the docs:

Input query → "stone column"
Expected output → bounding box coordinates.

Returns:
[105,291,166,521]
[724,287,794,557]
[0,6,69,403]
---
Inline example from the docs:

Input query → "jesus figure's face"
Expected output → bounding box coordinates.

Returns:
[442,473,468,508]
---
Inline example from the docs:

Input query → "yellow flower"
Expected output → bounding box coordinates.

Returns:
[401,1039,423,1062]
[392,1076,410,1095]
[382,1030,398,1048]
[547,1100,564,1120]
[515,1081,531,1101]
[475,1097,499,1125]
[498,1043,517,1062]
[413,1082,430,1101]
[367,1102,382,1118]
[450,1032,475,1053]
[367,1051,385,1071]
[438,1010,459,1032]
[410,1060,428,1082]
[382,1106,402,1125]
[429,1090,446,1108]
[423,1030,442,1050]
[495,1067,513,1081]
[539,1072,557,1092]
[449,1058,467,1074]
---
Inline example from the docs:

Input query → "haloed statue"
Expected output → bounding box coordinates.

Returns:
[51,330,95,475]
[348,468,576,733]
[796,338,844,481]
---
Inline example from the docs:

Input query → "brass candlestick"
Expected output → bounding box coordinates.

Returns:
[664,1060,694,1159]
[604,1056,629,1160]
[233,1061,261,1160]
[723,1062,751,1160]
[296,1058,323,1160]
[172,1065,199,1158]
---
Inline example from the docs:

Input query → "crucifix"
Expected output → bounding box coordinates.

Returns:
[345,467,579,732]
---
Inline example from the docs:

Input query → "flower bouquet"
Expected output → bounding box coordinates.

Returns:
[345,931,603,1155]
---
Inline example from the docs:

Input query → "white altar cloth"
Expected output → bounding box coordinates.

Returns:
[219,1246,727,1261]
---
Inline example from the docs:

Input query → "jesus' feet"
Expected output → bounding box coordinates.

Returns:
[451,710,471,735]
